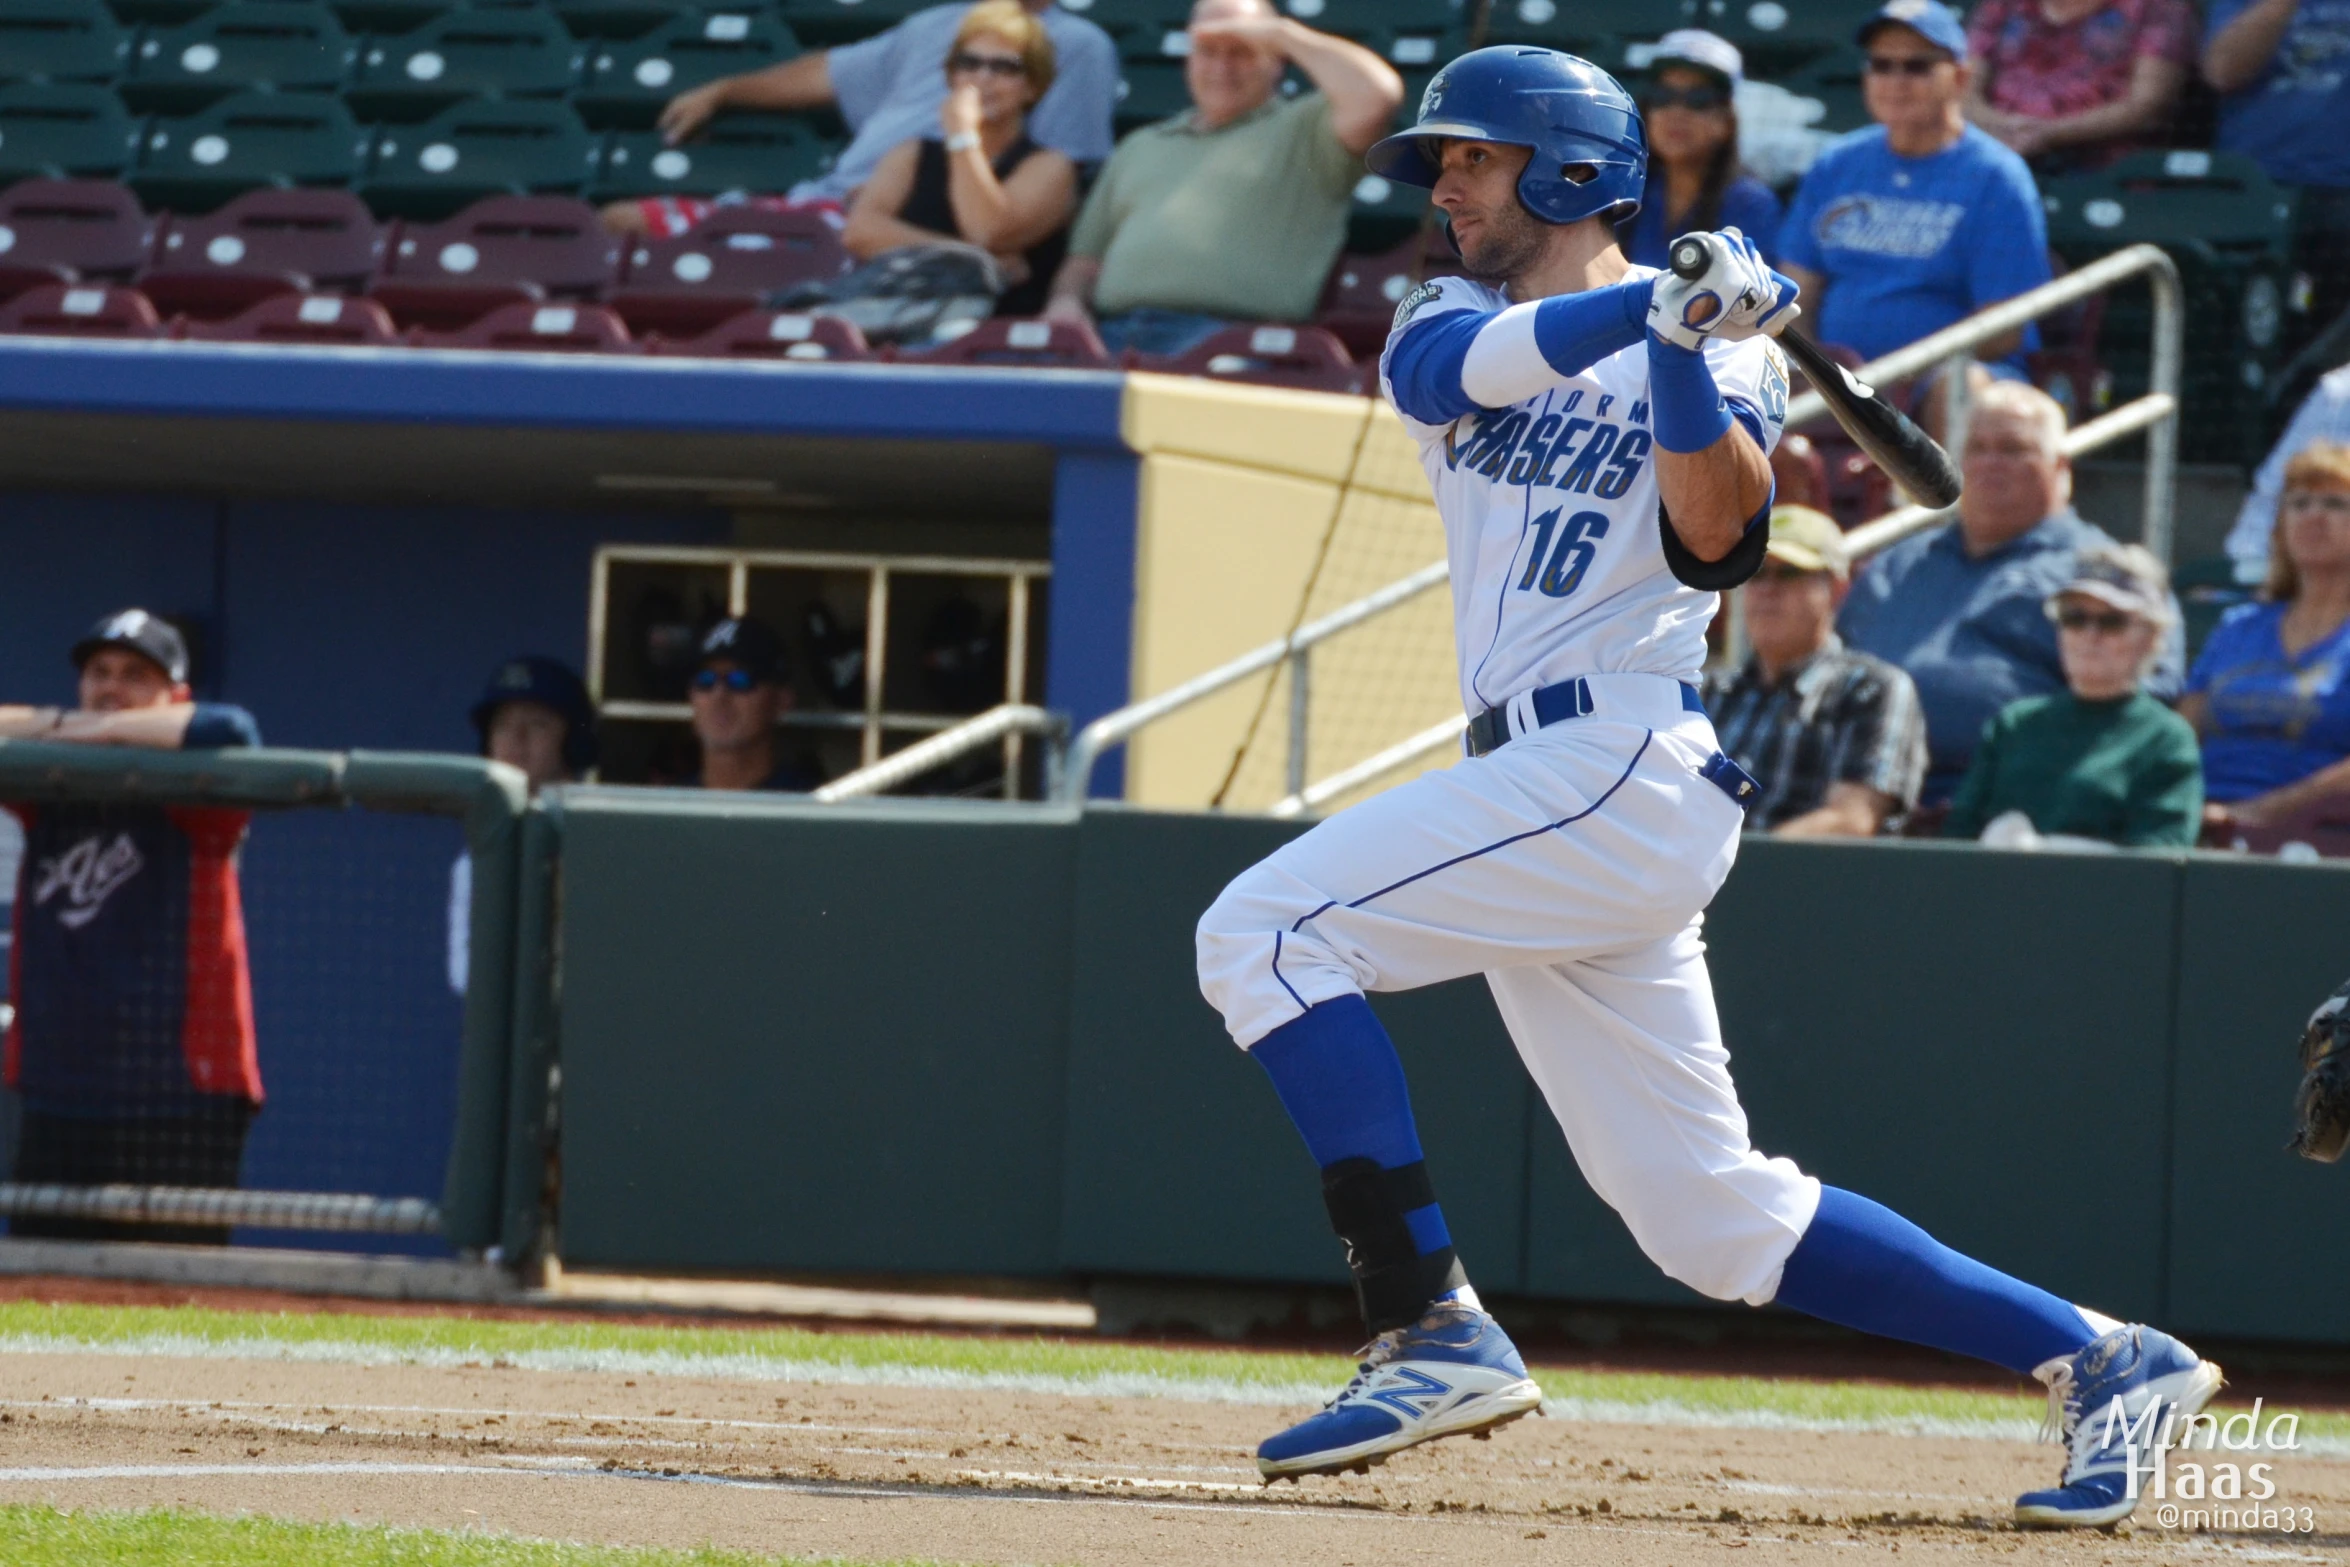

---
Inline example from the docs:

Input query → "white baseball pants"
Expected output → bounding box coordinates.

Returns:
[1197,673,1821,1306]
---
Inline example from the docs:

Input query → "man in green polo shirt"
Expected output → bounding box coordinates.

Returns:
[1042,0,1403,356]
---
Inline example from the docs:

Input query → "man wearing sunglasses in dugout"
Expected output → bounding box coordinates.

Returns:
[688,619,820,794]
[1776,0,2051,381]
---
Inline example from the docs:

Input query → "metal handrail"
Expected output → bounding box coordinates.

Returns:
[1054,560,1453,802]
[1785,241,2184,562]
[1057,244,2186,814]
[813,703,1065,802]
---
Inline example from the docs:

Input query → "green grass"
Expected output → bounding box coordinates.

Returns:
[0,1300,2340,1443]
[0,1504,943,1567]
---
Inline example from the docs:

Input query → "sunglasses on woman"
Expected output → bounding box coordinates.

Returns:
[1642,84,1728,112]
[2054,607,2134,635]
[2284,489,2350,517]
[691,667,764,693]
[949,52,1027,78]
[1864,54,1944,76]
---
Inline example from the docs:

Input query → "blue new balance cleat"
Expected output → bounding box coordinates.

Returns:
[1257,1302,1543,1481]
[2015,1325,2225,1529]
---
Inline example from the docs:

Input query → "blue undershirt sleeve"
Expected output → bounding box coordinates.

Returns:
[183,703,261,749]
[1384,279,1656,426]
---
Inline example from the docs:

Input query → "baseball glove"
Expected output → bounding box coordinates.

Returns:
[2290,977,2350,1162]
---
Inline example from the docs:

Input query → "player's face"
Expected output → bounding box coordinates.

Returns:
[688,659,786,753]
[77,647,182,713]
[486,700,572,792]
[1432,140,1547,279]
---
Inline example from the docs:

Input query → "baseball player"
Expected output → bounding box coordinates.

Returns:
[1195,47,2219,1527]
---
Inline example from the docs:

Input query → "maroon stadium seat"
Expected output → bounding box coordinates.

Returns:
[0,280,162,340]
[0,178,157,303]
[1150,324,1361,394]
[142,189,391,323]
[417,300,636,354]
[370,196,622,331]
[185,293,405,349]
[646,308,870,362]
[1315,233,1460,360]
[906,316,1110,369]
[609,207,850,338]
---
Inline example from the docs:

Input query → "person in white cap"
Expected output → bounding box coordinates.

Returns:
[1943,542,2203,846]
[1618,30,1782,272]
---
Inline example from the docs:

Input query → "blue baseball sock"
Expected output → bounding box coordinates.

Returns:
[1252,996,1475,1325]
[1775,1187,2098,1377]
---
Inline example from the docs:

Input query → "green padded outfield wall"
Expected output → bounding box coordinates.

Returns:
[547,799,2350,1340]
[554,790,1080,1276]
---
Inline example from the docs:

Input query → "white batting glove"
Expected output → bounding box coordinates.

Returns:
[1717,232,1801,341]
[1647,228,1777,350]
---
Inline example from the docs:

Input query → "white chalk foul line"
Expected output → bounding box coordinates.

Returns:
[7,1334,2346,1458]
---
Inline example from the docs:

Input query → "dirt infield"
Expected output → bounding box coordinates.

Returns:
[2,1328,2345,1566]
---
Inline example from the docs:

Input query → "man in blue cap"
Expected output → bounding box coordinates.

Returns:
[449,656,597,995]
[1777,0,2051,389]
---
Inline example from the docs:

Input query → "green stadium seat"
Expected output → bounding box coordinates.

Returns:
[348,9,588,122]
[0,84,141,183]
[592,110,833,200]
[123,3,360,115]
[556,0,738,40]
[1347,160,1432,255]
[1772,47,1869,137]
[1278,0,1467,72]
[131,89,367,213]
[0,0,134,86]
[327,0,463,33]
[577,12,801,129]
[1672,0,1875,76]
[1483,0,1677,52]
[772,0,934,48]
[359,98,600,218]
[107,0,218,24]
[1113,60,1187,132]
[1058,0,1192,32]
[2042,150,2298,467]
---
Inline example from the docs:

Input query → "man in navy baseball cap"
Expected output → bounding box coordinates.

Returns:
[690,618,818,792]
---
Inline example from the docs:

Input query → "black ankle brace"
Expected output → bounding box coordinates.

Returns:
[1320,1157,1468,1333]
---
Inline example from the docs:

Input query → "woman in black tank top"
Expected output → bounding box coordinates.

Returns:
[841,0,1077,317]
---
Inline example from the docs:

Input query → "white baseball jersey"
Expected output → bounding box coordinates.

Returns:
[1378,269,1791,714]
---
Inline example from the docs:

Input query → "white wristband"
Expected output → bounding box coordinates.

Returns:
[944,131,981,154]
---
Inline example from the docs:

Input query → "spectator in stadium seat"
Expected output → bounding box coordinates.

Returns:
[0,610,263,1246]
[2181,442,2350,832]
[1040,0,1404,357]
[1838,380,2184,802]
[1618,31,1782,271]
[841,1,1077,317]
[689,618,820,793]
[2204,0,2350,331]
[1944,543,2203,846]
[448,656,597,997]
[1704,506,1930,835]
[1963,0,2194,171]
[601,0,1115,239]
[2225,362,2350,582]
[1777,0,2051,384]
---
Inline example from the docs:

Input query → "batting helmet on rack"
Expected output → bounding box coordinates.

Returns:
[1367,46,1647,230]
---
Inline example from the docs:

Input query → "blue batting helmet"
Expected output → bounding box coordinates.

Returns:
[1367,47,1646,228]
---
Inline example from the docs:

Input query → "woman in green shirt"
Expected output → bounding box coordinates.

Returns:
[1944,543,2204,846]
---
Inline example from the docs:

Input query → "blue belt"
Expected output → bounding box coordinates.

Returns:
[1464,678,1707,758]
[1465,678,1760,811]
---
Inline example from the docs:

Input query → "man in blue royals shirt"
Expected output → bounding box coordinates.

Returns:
[0,611,264,1246]
[1778,0,2051,389]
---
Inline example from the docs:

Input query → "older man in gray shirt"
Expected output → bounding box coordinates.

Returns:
[1838,380,2183,804]
[602,0,1117,236]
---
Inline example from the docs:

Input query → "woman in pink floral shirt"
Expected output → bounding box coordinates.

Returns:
[1963,0,2196,169]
